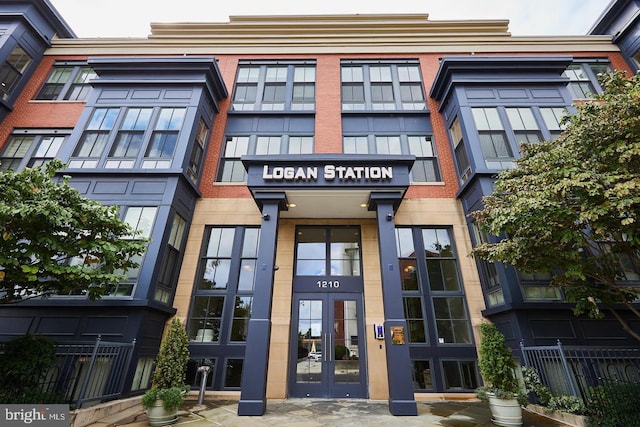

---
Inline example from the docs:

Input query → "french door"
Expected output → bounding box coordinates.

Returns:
[289,292,367,398]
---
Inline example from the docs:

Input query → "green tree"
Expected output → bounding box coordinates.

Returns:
[0,160,147,303]
[471,70,640,341]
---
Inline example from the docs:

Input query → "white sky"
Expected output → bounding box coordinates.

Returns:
[48,0,613,38]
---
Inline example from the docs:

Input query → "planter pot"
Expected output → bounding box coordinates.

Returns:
[146,399,178,427]
[487,393,523,427]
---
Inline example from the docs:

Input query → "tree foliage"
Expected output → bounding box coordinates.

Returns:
[471,70,640,340]
[0,160,147,303]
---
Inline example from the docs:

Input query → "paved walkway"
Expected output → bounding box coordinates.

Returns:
[88,398,573,427]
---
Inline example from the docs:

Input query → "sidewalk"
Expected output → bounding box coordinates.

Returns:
[86,398,574,427]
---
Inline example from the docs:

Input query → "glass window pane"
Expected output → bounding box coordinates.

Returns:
[396,228,415,258]
[200,259,231,289]
[206,228,235,257]
[400,259,419,291]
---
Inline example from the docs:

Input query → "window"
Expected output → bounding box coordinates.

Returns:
[505,108,542,144]
[472,107,515,170]
[341,62,426,111]
[442,360,479,391]
[108,206,157,297]
[411,360,434,390]
[0,131,67,171]
[35,63,96,101]
[470,222,504,307]
[231,63,316,111]
[0,45,32,100]
[295,227,361,277]
[188,226,259,343]
[155,214,187,303]
[433,297,472,344]
[70,108,119,168]
[218,135,313,182]
[106,108,152,168]
[518,271,562,301]
[397,227,472,344]
[450,117,471,182]
[342,134,440,182]
[187,118,208,183]
[143,108,186,168]
[539,107,567,140]
[563,61,610,99]
[70,107,186,169]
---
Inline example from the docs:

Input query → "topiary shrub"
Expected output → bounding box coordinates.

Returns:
[476,322,527,406]
[585,383,640,427]
[142,318,190,412]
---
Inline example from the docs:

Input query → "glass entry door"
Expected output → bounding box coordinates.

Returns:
[289,293,367,398]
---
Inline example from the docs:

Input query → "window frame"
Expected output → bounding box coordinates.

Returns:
[231,62,316,112]
[35,62,96,101]
[340,61,427,111]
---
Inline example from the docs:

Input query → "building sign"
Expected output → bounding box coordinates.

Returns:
[243,154,415,191]
[262,165,393,182]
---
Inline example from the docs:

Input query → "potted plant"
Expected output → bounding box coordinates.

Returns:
[476,322,527,427]
[142,318,190,426]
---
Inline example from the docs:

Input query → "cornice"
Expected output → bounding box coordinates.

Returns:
[43,13,617,55]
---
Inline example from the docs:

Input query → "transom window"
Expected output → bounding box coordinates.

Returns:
[342,134,440,182]
[35,63,96,101]
[232,63,316,111]
[0,131,67,171]
[295,227,361,277]
[341,61,426,111]
[218,135,313,182]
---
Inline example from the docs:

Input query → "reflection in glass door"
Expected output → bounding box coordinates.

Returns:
[290,293,366,398]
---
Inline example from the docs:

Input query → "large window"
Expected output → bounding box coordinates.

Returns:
[188,226,259,343]
[341,61,426,111]
[70,107,186,169]
[231,63,316,111]
[563,61,610,99]
[342,134,440,182]
[218,135,313,182]
[0,131,67,171]
[0,45,32,100]
[35,63,96,101]
[396,227,472,345]
[397,226,478,392]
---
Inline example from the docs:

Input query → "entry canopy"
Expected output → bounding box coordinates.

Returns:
[242,154,415,219]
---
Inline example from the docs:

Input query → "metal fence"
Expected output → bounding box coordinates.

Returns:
[38,336,136,408]
[520,340,640,401]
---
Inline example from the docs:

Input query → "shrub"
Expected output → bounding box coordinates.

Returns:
[0,335,61,404]
[142,318,190,411]
[476,323,527,406]
[585,383,640,427]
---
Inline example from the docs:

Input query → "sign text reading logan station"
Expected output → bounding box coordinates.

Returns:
[242,155,415,190]
[262,164,392,181]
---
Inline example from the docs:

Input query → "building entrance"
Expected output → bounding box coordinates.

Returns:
[288,292,367,398]
[287,226,367,398]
